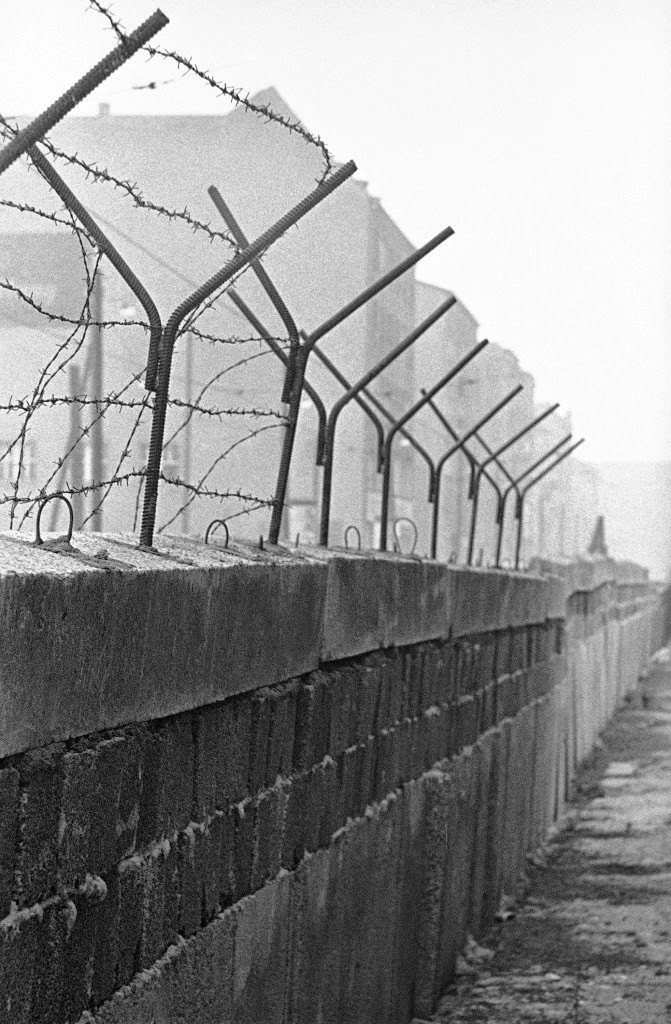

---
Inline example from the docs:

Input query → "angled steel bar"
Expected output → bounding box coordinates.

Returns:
[306,227,454,349]
[378,339,489,551]
[305,329,438,497]
[26,144,163,391]
[270,224,455,545]
[208,187,298,403]
[319,296,459,546]
[515,438,585,569]
[139,159,356,548]
[495,432,572,568]
[467,402,560,566]
[424,386,523,559]
[226,290,328,464]
[209,196,385,481]
[0,10,168,178]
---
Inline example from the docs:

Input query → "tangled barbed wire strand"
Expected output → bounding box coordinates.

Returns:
[0,0,335,539]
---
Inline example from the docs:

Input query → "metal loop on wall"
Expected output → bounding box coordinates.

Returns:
[204,519,230,548]
[344,525,362,551]
[35,495,74,546]
[393,517,418,556]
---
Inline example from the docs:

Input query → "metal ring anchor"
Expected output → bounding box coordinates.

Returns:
[393,517,418,556]
[35,495,74,546]
[204,519,230,548]
[344,525,362,551]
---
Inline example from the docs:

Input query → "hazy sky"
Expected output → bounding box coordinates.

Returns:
[2,0,670,462]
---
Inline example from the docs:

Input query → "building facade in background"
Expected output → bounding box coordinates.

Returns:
[0,88,599,563]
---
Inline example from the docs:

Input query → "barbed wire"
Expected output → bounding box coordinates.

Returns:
[0,0,332,542]
[86,0,333,180]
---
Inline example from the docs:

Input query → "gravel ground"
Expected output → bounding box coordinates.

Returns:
[431,650,671,1023]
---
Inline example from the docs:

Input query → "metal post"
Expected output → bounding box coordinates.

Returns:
[65,365,83,531]
[378,340,489,551]
[307,331,437,495]
[139,160,357,548]
[208,197,389,543]
[273,225,455,546]
[467,403,560,566]
[318,297,459,546]
[208,187,299,403]
[514,438,585,568]
[425,386,522,559]
[89,269,104,532]
[226,290,328,464]
[26,144,163,390]
[495,432,572,567]
[0,10,169,178]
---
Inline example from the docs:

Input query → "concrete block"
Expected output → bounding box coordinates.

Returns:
[336,801,403,1023]
[356,661,381,743]
[412,766,454,1018]
[252,783,287,889]
[319,553,452,662]
[442,750,479,984]
[15,745,64,907]
[468,738,493,937]
[0,767,19,918]
[0,533,328,760]
[233,798,255,899]
[31,901,70,1024]
[91,909,236,1024]
[176,828,205,940]
[59,747,97,892]
[293,673,332,773]
[288,844,344,1024]
[89,735,136,875]
[481,726,507,932]
[138,715,193,843]
[91,869,120,1006]
[162,909,236,1024]
[116,855,146,987]
[392,782,426,1024]
[248,688,273,795]
[60,887,100,1022]
[233,872,292,1024]
[218,697,253,806]
[0,909,38,1023]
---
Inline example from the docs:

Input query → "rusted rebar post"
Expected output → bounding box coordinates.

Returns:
[467,403,560,566]
[514,438,585,568]
[378,340,489,551]
[0,10,168,178]
[208,187,298,402]
[226,291,328,464]
[275,225,455,546]
[319,296,459,546]
[495,432,572,567]
[425,386,523,560]
[26,144,163,390]
[139,160,356,548]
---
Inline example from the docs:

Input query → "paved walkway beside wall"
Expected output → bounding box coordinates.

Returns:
[430,650,671,1023]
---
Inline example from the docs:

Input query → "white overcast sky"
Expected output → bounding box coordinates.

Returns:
[2,0,669,463]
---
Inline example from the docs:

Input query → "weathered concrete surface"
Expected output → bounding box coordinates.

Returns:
[0,531,556,759]
[435,651,671,1023]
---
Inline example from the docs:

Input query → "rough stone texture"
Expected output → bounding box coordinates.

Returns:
[0,532,556,759]
[437,653,671,1023]
[0,544,660,1024]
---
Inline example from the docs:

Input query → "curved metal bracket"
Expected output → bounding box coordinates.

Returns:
[35,494,74,546]
[204,519,230,547]
[344,524,362,551]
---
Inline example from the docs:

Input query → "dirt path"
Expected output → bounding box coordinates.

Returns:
[433,652,671,1023]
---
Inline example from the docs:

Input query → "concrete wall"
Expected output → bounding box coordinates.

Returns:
[0,532,660,1024]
